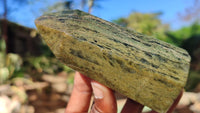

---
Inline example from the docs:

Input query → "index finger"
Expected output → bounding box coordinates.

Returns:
[65,72,93,113]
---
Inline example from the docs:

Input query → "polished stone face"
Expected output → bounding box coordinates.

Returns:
[35,10,190,113]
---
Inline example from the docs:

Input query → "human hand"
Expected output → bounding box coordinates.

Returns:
[65,72,183,113]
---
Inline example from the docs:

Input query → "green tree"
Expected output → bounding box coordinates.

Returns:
[113,12,169,41]
[166,22,200,46]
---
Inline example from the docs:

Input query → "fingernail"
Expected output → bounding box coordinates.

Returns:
[91,82,104,99]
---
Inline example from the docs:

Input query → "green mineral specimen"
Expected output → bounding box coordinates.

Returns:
[35,10,190,113]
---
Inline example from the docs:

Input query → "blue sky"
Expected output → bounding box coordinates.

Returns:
[92,0,193,30]
[0,0,194,30]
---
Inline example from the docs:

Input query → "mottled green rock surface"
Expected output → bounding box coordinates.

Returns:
[35,10,190,113]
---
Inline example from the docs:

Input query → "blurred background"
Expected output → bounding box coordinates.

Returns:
[0,0,200,113]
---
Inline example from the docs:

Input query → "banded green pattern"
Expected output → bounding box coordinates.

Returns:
[35,10,190,113]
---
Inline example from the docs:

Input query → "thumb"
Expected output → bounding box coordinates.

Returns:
[90,81,117,113]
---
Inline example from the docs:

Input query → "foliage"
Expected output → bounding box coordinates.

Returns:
[0,38,73,84]
[0,52,23,84]
[166,22,200,46]
[0,39,6,52]
[113,12,169,41]
[23,56,73,75]
[182,34,200,61]
[185,71,200,91]
[0,39,23,84]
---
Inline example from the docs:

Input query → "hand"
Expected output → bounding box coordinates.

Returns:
[65,72,183,113]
